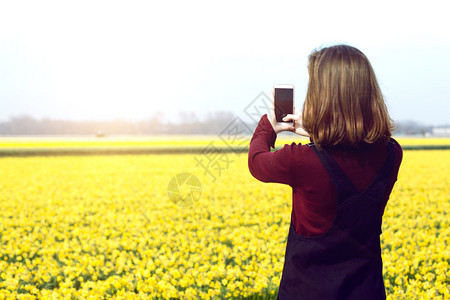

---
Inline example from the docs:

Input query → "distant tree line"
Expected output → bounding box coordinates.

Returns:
[0,111,254,135]
[393,120,433,136]
[0,113,446,136]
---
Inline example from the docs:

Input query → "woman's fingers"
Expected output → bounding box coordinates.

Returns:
[279,124,295,131]
[282,106,301,122]
[282,114,300,122]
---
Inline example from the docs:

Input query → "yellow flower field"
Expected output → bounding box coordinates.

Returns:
[0,144,449,299]
[0,136,448,148]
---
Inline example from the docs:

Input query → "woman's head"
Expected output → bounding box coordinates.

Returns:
[302,44,393,148]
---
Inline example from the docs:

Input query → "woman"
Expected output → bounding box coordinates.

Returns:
[248,45,402,299]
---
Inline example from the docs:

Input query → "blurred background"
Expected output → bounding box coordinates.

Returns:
[0,0,449,136]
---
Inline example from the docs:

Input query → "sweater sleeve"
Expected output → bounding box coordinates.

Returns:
[248,114,295,186]
[380,139,403,216]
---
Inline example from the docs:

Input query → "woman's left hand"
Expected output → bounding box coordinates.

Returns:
[267,92,310,137]
[267,91,294,133]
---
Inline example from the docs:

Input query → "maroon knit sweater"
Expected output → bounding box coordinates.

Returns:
[248,114,403,237]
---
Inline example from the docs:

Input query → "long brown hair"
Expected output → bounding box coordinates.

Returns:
[302,45,393,149]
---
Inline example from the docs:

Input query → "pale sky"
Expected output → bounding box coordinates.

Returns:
[0,0,449,125]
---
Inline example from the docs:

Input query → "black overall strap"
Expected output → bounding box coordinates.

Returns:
[367,140,396,187]
[308,140,395,204]
[308,143,359,202]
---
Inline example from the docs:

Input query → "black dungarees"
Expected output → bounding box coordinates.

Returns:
[277,140,395,300]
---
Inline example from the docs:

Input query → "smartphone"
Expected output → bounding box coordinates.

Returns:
[274,84,294,123]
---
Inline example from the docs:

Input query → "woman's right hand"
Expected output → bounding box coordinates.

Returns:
[282,107,310,137]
